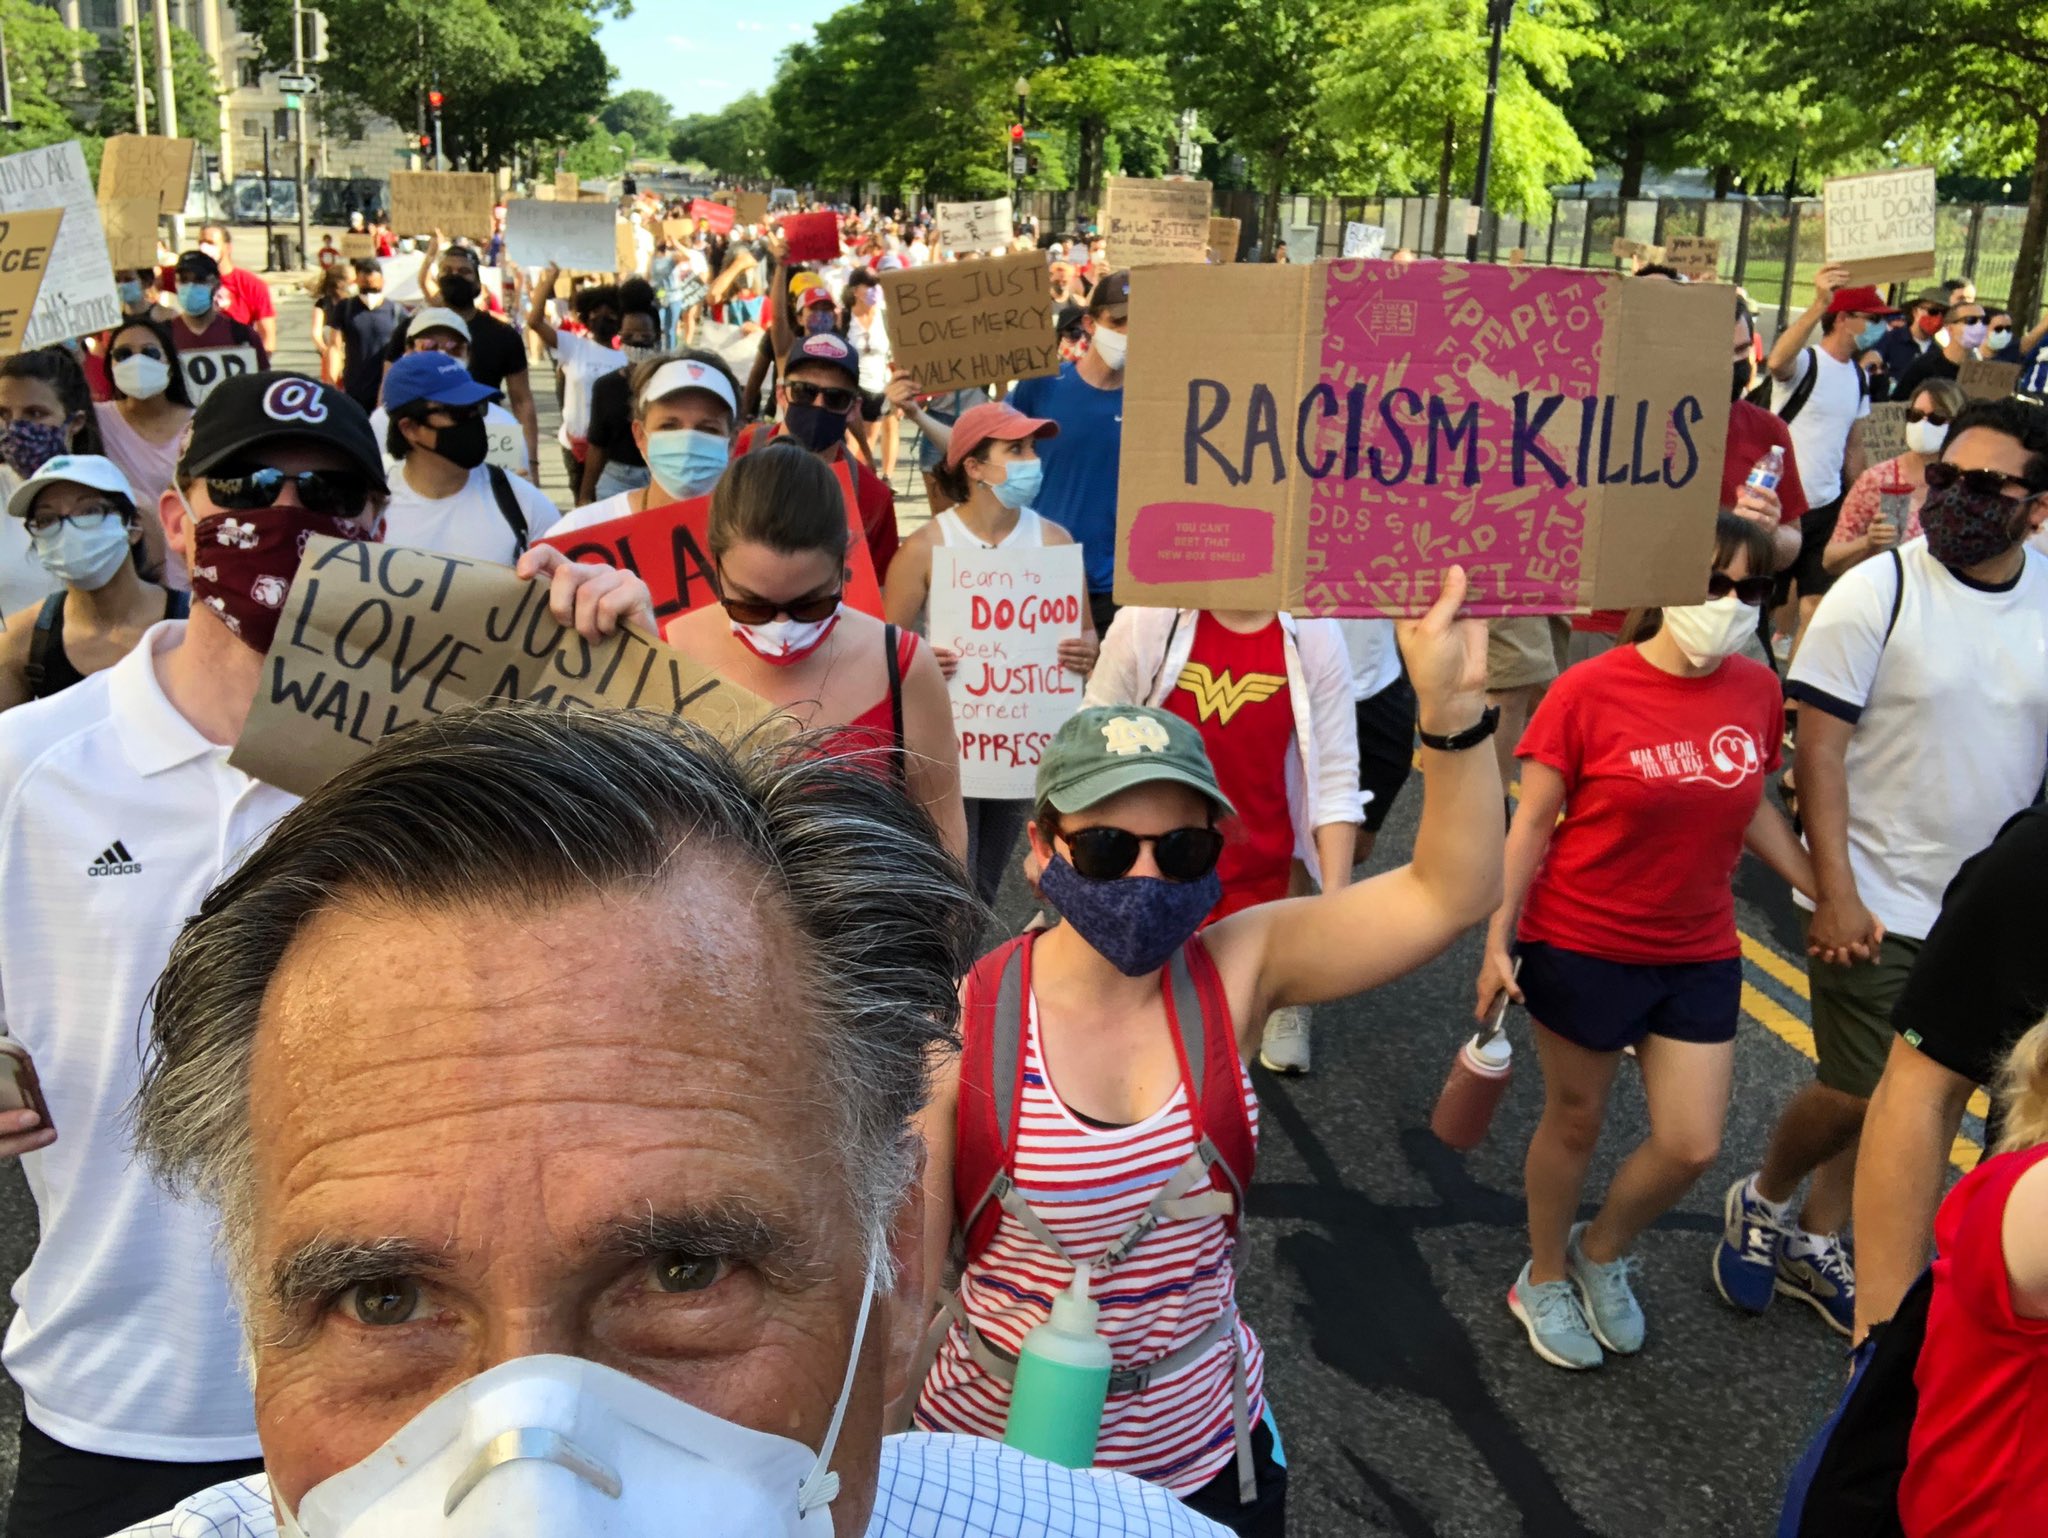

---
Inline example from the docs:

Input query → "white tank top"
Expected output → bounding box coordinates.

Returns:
[936,507,1044,549]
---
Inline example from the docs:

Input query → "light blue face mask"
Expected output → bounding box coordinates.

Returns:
[645,428,730,500]
[117,280,146,308]
[988,456,1043,510]
[1854,319,1887,350]
[177,282,214,317]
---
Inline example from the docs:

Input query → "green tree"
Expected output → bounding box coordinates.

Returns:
[670,93,774,180]
[599,88,674,148]
[94,24,223,150]
[1012,0,1175,200]
[0,0,95,162]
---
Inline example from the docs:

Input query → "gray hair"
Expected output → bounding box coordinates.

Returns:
[133,703,982,1293]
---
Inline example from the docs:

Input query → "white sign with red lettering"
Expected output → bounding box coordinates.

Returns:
[929,544,1086,798]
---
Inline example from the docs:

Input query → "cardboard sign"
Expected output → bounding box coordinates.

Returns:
[229,537,772,798]
[1113,260,1732,618]
[340,232,376,259]
[1861,401,1910,463]
[505,199,617,275]
[97,195,158,271]
[879,248,1058,392]
[538,460,883,627]
[660,218,692,245]
[614,219,643,275]
[1103,178,1211,268]
[555,171,580,201]
[689,199,735,234]
[533,183,557,201]
[177,343,262,406]
[928,544,1086,797]
[389,170,496,241]
[1610,237,1665,267]
[0,210,62,356]
[0,142,119,348]
[98,134,193,213]
[734,191,769,228]
[938,197,1012,253]
[781,211,840,264]
[1823,167,1936,286]
[1958,358,2020,402]
[1342,223,1386,260]
[1664,234,1721,282]
[1208,217,1241,263]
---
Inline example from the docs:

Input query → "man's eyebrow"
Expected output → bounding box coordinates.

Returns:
[602,1201,822,1289]
[269,1236,452,1312]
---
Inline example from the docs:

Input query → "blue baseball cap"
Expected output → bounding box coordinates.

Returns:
[382,349,499,413]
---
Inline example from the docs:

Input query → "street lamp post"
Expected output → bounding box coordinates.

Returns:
[1466,0,1516,261]
[1014,75,1030,210]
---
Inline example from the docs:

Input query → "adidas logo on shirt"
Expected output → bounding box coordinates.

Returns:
[87,841,141,877]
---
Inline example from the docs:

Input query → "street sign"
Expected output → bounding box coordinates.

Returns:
[1023,130,1051,142]
[276,73,318,93]
[1178,143,1201,175]
[1011,153,1028,176]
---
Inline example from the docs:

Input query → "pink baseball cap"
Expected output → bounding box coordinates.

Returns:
[944,401,1061,467]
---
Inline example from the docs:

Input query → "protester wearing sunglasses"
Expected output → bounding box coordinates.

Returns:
[1826,379,1968,576]
[0,371,656,1538]
[1468,513,1816,1372]
[664,442,965,863]
[734,333,900,583]
[91,315,194,584]
[913,573,1500,1536]
[1720,397,2048,1346]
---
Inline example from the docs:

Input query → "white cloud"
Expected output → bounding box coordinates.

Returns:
[735,20,765,30]
[666,34,695,50]
[786,22,808,31]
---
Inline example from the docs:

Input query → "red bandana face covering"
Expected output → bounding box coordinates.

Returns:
[188,506,377,653]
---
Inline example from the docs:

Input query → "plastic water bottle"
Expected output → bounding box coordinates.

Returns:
[1746,445,1784,495]
[1002,1262,1113,1469]
[1430,1028,1515,1151]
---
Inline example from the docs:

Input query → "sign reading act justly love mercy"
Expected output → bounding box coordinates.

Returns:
[1114,260,1731,618]
[928,544,1086,798]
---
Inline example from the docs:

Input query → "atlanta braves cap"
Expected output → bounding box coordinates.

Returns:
[177,371,388,494]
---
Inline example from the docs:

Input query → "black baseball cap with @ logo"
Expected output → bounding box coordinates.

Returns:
[178,371,388,495]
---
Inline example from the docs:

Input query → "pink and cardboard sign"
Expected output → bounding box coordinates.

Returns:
[1114,260,1731,618]
[780,210,840,263]
[689,198,735,234]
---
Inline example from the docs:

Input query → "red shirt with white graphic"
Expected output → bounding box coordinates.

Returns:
[1515,643,1782,963]
[1163,613,1293,919]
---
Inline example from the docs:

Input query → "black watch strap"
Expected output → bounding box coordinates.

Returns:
[1417,704,1500,753]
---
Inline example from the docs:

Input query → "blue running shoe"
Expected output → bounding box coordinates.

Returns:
[1568,1222,1645,1354]
[1508,1262,1604,1371]
[1712,1175,1785,1314]
[1776,1232,1855,1337]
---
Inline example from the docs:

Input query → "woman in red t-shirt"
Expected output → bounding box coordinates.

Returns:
[1475,512,1817,1371]
[1897,1018,2048,1538]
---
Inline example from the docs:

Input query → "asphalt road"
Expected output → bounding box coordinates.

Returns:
[0,280,1969,1534]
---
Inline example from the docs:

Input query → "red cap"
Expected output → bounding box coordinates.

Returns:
[797,286,835,310]
[944,401,1061,467]
[1826,285,1898,318]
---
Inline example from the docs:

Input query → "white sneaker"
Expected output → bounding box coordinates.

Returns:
[1258,1005,1312,1075]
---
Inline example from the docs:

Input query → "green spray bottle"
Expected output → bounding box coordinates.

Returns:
[1002,1261,1114,1469]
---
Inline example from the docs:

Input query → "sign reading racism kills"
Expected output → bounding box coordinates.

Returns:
[1114,259,1731,618]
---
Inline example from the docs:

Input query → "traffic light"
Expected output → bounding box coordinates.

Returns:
[1010,123,1024,144]
[428,90,443,112]
[303,8,329,62]
[418,134,432,152]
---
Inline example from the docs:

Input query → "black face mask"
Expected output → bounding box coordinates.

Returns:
[429,415,490,471]
[1731,359,1753,403]
[781,401,849,453]
[439,273,480,310]
[588,316,620,344]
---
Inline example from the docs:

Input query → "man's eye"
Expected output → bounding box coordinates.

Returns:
[338,1278,426,1326]
[649,1254,726,1295]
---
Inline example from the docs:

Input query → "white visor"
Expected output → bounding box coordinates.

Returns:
[639,358,738,417]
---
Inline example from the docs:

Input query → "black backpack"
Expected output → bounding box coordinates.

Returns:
[485,465,529,559]
[1753,345,1870,425]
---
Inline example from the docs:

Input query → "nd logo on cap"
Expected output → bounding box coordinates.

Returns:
[1102,715,1171,756]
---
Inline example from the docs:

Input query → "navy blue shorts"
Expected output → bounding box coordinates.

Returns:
[1515,940,1740,1053]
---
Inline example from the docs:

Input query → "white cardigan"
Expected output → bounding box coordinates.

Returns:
[1085,607,1364,884]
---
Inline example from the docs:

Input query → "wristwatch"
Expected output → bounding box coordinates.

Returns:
[1417,705,1500,754]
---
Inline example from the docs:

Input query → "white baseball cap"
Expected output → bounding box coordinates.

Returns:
[409,307,472,342]
[7,454,137,522]
[638,358,738,417]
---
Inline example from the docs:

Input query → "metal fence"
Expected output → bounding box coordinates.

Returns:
[1010,187,2035,335]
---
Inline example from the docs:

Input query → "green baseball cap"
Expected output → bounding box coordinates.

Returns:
[1035,705,1236,818]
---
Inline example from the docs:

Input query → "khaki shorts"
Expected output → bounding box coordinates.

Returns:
[1486,616,1571,692]
[1807,927,1922,1099]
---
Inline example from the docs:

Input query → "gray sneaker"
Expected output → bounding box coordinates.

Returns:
[1567,1221,1646,1354]
[1258,1005,1312,1075]
[1508,1261,1604,1370]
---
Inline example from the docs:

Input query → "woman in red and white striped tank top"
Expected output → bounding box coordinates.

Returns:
[914,569,1506,1535]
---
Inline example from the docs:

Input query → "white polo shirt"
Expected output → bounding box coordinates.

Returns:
[0,621,294,1460]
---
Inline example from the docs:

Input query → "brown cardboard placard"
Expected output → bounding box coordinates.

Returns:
[555,171,580,202]
[229,537,775,798]
[614,218,642,274]
[1103,177,1211,268]
[339,232,376,259]
[1112,260,1731,618]
[734,191,769,227]
[1664,234,1721,282]
[98,196,159,272]
[1610,236,1665,267]
[389,170,496,241]
[1957,358,2021,402]
[660,218,693,245]
[533,182,557,202]
[97,134,193,213]
[880,248,1058,392]
[1823,166,1936,286]
[0,209,64,357]
[1861,401,1910,463]
[1207,217,1241,263]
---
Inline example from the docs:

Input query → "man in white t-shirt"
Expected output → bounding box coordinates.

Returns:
[1715,396,2048,1337]
[369,307,531,479]
[380,349,560,565]
[1764,265,1889,637]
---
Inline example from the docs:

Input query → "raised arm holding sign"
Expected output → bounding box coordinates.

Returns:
[1822,167,1937,286]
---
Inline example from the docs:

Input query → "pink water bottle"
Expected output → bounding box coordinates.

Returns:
[1430,961,1520,1152]
[1746,445,1784,495]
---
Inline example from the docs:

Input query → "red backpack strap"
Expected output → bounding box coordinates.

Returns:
[1161,937,1257,1231]
[951,933,1034,1269]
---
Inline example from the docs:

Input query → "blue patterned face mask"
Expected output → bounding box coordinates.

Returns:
[1036,854,1220,976]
